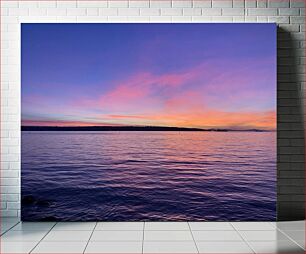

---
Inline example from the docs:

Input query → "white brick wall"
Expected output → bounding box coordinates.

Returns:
[0,0,305,218]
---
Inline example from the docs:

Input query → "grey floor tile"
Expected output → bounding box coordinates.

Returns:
[197,241,253,253]
[192,230,243,241]
[239,230,291,241]
[1,221,303,254]
[189,222,234,231]
[231,222,276,231]
[11,222,55,231]
[144,230,194,241]
[248,240,304,253]
[145,222,190,231]
[282,230,305,249]
[42,230,92,242]
[32,241,87,253]
[52,222,96,231]
[85,241,143,253]
[1,221,21,234]
[90,230,143,241]
[95,222,143,231]
[275,221,305,231]
[143,241,198,253]
[1,230,48,242]
[0,241,37,253]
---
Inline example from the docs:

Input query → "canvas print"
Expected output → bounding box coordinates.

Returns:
[21,24,276,221]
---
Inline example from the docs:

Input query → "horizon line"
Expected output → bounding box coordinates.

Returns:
[21,125,276,132]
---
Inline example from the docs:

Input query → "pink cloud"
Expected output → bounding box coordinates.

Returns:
[66,57,275,130]
[74,65,205,113]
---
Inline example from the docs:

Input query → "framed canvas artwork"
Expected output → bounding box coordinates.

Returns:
[21,23,276,221]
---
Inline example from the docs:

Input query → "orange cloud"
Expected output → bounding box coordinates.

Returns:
[22,108,276,130]
[102,109,276,130]
[168,110,276,130]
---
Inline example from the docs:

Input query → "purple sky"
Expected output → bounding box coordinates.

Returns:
[22,23,276,129]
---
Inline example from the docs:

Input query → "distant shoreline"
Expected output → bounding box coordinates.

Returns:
[21,126,273,132]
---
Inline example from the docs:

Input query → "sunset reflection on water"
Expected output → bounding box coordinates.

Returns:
[22,131,276,221]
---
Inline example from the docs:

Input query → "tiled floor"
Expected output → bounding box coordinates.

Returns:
[0,219,304,253]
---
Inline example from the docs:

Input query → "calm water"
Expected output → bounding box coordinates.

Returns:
[21,131,276,221]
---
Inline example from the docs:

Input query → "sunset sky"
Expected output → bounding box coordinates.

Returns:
[22,23,276,130]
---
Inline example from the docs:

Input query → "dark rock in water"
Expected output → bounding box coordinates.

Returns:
[40,216,57,221]
[22,195,36,205]
[36,200,51,207]
[22,195,52,207]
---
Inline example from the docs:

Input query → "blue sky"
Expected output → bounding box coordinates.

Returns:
[22,23,276,129]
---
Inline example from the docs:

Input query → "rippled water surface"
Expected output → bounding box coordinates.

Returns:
[22,131,276,221]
